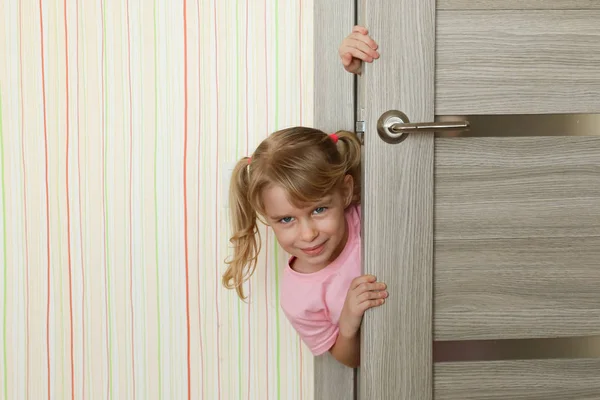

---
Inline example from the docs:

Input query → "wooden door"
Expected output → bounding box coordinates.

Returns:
[355,1,600,399]
[312,2,357,400]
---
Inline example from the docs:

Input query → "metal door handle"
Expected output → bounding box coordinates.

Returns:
[377,110,470,144]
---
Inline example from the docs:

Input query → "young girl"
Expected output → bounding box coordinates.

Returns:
[223,127,388,368]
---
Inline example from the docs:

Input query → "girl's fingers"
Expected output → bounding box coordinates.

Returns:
[352,25,368,34]
[355,281,387,294]
[359,298,385,312]
[350,274,377,290]
[342,39,379,59]
[340,53,351,66]
[344,59,362,74]
[358,290,388,303]
[349,32,378,50]
[339,48,373,63]
[341,52,353,67]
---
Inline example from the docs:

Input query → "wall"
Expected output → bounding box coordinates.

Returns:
[0,0,314,398]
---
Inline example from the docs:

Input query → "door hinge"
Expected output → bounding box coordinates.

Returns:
[355,120,365,144]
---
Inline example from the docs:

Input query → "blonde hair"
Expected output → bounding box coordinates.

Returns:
[223,126,362,299]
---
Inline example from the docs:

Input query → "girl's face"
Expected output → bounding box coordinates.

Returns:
[262,175,354,273]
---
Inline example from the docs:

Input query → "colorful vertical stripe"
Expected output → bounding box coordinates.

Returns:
[0,87,8,400]
[0,0,314,398]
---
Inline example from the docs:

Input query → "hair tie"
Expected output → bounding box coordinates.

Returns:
[247,157,252,165]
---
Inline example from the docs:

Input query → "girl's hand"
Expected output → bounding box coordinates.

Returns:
[338,274,387,338]
[338,25,380,74]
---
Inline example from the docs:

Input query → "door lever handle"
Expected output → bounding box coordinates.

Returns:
[377,110,470,144]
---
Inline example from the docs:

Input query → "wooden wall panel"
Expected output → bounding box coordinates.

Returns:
[434,137,600,340]
[435,359,600,399]
[436,11,600,115]
[438,0,600,10]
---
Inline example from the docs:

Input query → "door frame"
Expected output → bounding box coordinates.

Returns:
[314,1,435,398]
[313,1,357,399]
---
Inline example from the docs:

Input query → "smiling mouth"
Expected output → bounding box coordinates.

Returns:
[301,241,327,256]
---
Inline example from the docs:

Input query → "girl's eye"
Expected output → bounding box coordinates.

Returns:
[280,216,294,224]
[313,207,327,214]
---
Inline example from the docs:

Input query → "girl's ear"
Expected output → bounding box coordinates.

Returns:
[342,174,354,207]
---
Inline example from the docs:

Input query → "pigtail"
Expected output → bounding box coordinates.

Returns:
[334,130,362,203]
[223,157,261,299]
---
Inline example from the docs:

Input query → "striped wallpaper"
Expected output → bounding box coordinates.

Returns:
[0,0,315,399]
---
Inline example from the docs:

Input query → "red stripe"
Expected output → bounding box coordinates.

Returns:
[182,2,192,399]
[38,2,52,398]
[75,0,86,397]
[196,1,205,398]
[213,0,222,398]
[125,0,136,398]
[63,2,76,398]
[19,1,31,398]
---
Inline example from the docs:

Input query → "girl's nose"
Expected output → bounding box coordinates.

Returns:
[300,221,319,242]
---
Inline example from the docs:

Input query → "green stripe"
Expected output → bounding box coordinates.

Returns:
[235,0,243,398]
[237,292,242,400]
[153,1,163,398]
[17,7,28,397]
[274,0,279,130]
[167,11,175,400]
[236,7,241,169]
[274,0,281,398]
[79,3,92,396]
[136,4,148,395]
[274,239,281,399]
[122,6,130,397]
[162,9,172,400]
[1,88,8,400]
[101,2,114,399]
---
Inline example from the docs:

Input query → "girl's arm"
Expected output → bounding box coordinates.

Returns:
[330,329,361,368]
[331,274,387,367]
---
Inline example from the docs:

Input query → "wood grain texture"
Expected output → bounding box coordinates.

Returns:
[434,359,600,399]
[314,0,355,134]
[359,0,434,399]
[434,236,600,340]
[436,10,600,115]
[434,137,600,340]
[435,137,600,240]
[313,1,356,399]
[438,0,600,9]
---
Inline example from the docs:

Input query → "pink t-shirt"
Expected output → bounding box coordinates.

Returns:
[280,204,362,356]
